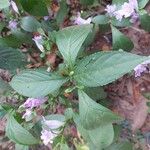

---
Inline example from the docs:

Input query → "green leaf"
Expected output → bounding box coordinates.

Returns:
[0,30,32,48]
[56,0,68,25]
[65,108,74,120]
[84,86,107,100]
[111,26,134,51]
[19,0,48,16]
[88,124,114,149]
[0,78,12,95]
[60,144,70,150]
[6,115,38,145]
[0,106,6,119]
[140,13,150,32]
[74,51,149,87]
[21,16,41,32]
[56,24,93,67]
[111,18,131,27]
[92,15,110,25]
[112,0,128,5]
[80,0,94,5]
[138,0,149,9]
[0,0,10,10]
[15,144,29,150]
[78,90,121,129]
[75,115,114,149]
[11,30,32,44]
[0,22,5,32]
[45,114,66,122]
[0,47,26,72]
[0,36,22,48]
[143,92,150,100]
[10,69,67,97]
[106,141,133,150]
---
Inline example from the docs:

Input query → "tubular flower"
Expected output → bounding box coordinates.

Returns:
[41,129,56,145]
[32,35,45,52]
[74,12,92,25]
[22,109,33,121]
[106,0,138,22]
[41,118,64,145]
[8,20,18,29]
[105,5,117,17]
[44,16,49,21]
[10,0,19,14]
[21,97,47,109]
[134,60,150,77]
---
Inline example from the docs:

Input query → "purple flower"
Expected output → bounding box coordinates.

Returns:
[106,0,138,22]
[44,16,49,21]
[10,1,19,14]
[41,118,64,145]
[114,2,135,21]
[41,129,56,145]
[8,20,18,29]
[105,5,117,16]
[114,10,124,21]
[74,12,92,25]
[130,12,139,23]
[121,2,135,18]
[22,109,33,121]
[129,0,138,10]
[134,60,150,77]
[32,35,44,52]
[21,98,47,109]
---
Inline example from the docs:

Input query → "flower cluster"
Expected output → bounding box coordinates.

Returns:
[20,98,47,121]
[134,60,150,77]
[105,0,138,22]
[41,118,64,145]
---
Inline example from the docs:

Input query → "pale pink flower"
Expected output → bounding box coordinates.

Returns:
[47,66,51,72]
[8,20,17,29]
[74,13,91,25]
[134,60,150,77]
[22,109,33,121]
[114,10,124,21]
[41,129,57,145]
[105,5,117,16]
[21,98,47,109]
[106,0,138,22]
[10,1,19,14]
[114,2,135,21]
[121,2,135,18]
[41,118,64,145]
[129,0,138,10]
[32,35,44,52]
[130,12,139,23]
[44,16,49,21]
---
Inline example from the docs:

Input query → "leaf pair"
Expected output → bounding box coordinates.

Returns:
[10,25,149,98]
